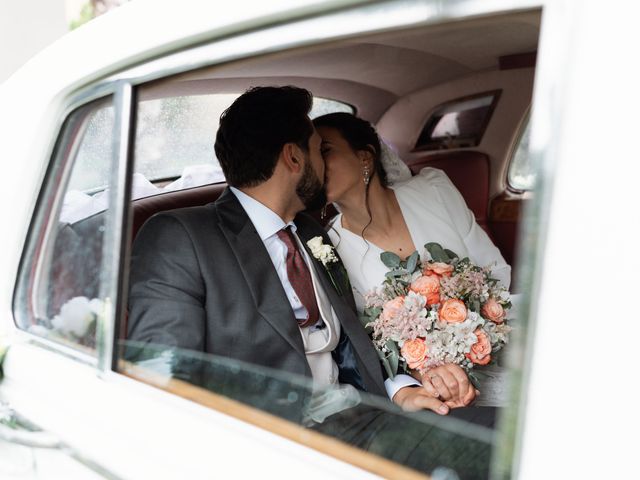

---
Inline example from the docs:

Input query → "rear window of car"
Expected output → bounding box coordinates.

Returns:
[129,94,354,197]
[414,90,501,151]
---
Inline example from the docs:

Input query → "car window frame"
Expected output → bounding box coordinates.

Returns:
[506,107,533,193]
[11,2,547,477]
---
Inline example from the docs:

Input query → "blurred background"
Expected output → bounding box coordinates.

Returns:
[0,0,129,84]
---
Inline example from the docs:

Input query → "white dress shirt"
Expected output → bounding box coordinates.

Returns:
[230,187,417,401]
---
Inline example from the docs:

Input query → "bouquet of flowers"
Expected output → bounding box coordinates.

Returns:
[362,243,511,381]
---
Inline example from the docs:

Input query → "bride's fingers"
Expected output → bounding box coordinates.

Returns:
[421,378,440,398]
[448,364,471,400]
[461,386,477,406]
[430,369,456,400]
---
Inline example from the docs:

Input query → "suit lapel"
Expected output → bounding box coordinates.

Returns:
[295,217,386,396]
[216,189,306,360]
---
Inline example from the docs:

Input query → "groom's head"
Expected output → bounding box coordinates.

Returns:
[214,86,326,210]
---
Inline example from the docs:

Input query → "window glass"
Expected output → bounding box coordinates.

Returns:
[415,91,501,151]
[131,94,354,198]
[122,88,510,477]
[13,98,116,354]
[120,340,497,478]
[508,118,535,190]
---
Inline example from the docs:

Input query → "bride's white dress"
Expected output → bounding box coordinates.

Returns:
[328,168,511,313]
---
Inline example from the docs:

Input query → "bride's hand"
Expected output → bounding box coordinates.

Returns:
[421,364,478,408]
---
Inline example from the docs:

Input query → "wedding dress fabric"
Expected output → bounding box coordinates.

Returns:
[327,167,511,313]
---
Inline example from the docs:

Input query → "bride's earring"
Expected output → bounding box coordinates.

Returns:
[363,165,371,186]
[320,205,328,220]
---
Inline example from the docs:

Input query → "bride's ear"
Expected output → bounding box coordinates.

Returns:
[358,147,375,167]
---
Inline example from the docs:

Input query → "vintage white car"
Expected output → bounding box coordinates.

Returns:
[0,0,637,478]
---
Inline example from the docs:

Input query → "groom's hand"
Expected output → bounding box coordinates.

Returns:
[393,386,450,415]
[422,364,478,408]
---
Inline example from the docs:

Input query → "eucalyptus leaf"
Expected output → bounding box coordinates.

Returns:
[444,248,459,260]
[380,251,401,268]
[406,251,419,273]
[385,270,407,279]
[376,349,395,378]
[364,306,381,319]
[358,315,373,330]
[425,242,449,263]
[386,340,400,356]
[468,370,480,390]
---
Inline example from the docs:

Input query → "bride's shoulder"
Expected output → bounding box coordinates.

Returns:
[395,166,452,193]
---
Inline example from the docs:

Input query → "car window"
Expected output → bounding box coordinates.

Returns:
[508,117,535,190]
[131,94,354,199]
[13,97,116,354]
[414,91,501,151]
[120,340,496,478]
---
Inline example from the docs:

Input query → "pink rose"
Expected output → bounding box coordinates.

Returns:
[481,297,505,324]
[439,299,467,323]
[381,296,405,322]
[466,328,492,365]
[401,338,428,370]
[409,275,440,306]
[424,261,454,278]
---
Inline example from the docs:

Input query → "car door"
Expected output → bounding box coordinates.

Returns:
[0,1,568,478]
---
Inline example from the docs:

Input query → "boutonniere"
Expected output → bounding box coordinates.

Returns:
[306,236,346,295]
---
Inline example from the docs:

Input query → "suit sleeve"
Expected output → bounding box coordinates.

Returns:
[127,213,207,352]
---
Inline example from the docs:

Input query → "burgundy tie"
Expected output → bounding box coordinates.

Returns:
[276,227,320,328]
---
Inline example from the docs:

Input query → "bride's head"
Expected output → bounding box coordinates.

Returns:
[313,113,388,204]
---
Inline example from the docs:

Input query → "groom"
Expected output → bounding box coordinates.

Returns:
[127,86,474,419]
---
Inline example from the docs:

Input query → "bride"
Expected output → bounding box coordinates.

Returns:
[313,112,511,413]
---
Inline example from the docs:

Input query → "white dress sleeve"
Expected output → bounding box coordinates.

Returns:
[415,168,512,289]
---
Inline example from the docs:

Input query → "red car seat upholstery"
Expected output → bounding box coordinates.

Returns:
[406,151,491,235]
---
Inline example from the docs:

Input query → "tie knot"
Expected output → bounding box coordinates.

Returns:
[276,226,296,249]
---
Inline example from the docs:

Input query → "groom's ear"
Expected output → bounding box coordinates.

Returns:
[281,142,304,174]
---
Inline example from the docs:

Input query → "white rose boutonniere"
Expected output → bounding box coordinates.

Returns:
[307,236,346,295]
[307,236,338,266]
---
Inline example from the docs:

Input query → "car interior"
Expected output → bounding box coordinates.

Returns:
[127,9,540,291]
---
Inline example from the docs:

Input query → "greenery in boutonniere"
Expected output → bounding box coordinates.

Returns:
[306,236,350,296]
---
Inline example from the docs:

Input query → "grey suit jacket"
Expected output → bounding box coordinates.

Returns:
[127,188,386,398]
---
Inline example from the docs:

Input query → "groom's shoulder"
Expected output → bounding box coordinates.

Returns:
[141,202,222,238]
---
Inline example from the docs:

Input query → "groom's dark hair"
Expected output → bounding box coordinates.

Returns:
[214,86,314,188]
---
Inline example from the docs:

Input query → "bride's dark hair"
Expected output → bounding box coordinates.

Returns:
[313,112,388,246]
[313,112,388,187]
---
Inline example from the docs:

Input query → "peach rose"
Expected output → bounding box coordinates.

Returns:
[424,261,454,278]
[401,338,428,370]
[466,328,492,365]
[439,299,467,323]
[481,297,505,324]
[381,296,405,322]
[409,275,440,305]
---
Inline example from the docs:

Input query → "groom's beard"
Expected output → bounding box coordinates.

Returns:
[296,155,327,211]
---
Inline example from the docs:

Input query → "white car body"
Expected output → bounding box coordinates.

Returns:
[0,0,638,478]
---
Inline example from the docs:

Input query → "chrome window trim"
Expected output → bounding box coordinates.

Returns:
[506,106,533,193]
[12,91,119,367]
[97,81,135,375]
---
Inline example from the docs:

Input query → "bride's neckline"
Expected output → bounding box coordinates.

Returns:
[334,187,417,259]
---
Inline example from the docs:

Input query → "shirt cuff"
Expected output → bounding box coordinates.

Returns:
[384,374,422,400]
